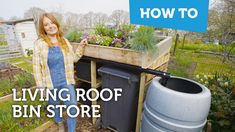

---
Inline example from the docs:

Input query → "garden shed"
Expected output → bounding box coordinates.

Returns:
[1,18,37,57]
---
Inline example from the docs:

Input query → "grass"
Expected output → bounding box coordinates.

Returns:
[0,79,12,97]
[177,43,235,54]
[0,72,35,97]
[6,56,33,73]
[0,95,49,131]
[0,56,34,97]
[0,41,7,46]
[168,49,235,82]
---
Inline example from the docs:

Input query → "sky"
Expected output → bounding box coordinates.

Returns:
[0,0,129,20]
[0,0,215,20]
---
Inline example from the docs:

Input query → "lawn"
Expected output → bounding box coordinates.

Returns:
[177,43,235,54]
[168,49,235,82]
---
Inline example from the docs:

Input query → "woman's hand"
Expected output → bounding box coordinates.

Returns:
[78,39,88,55]
[79,39,88,48]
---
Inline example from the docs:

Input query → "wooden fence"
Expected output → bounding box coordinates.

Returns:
[0,45,23,60]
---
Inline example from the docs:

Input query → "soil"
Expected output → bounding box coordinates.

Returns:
[44,116,111,132]
[0,62,23,79]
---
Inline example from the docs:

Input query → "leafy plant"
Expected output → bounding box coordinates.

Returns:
[95,24,115,38]
[66,31,82,42]
[84,34,102,44]
[95,24,108,36]
[14,72,35,89]
[112,38,124,48]
[128,26,157,53]
[99,36,113,46]
[25,49,33,57]
[115,31,124,39]
[115,24,135,41]
[196,73,235,131]
[120,24,135,35]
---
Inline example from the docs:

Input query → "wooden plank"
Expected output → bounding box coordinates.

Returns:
[0,94,12,103]
[135,73,146,132]
[0,87,36,103]
[32,120,56,132]
[77,78,91,84]
[206,121,212,132]
[77,78,101,89]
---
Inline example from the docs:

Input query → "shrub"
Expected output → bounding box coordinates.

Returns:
[196,73,235,131]
[25,49,33,57]
[194,39,203,44]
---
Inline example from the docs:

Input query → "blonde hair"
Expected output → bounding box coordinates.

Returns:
[38,13,68,51]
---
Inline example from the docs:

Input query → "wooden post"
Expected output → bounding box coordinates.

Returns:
[182,34,186,48]
[135,73,146,132]
[91,60,97,124]
[173,33,179,55]
[206,121,212,132]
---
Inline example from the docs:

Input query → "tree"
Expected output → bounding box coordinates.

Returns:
[64,12,81,33]
[207,0,235,42]
[93,12,108,25]
[109,10,129,27]
[204,0,235,62]
[24,7,45,34]
[0,17,4,23]
[24,7,45,19]
[78,12,95,29]
[9,16,21,21]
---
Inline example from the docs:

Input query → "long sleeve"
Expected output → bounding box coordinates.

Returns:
[65,38,84,62]
[32,40,43,87]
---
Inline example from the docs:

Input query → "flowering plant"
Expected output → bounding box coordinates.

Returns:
[196,73,235,131]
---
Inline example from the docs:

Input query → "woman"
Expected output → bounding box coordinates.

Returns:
[33,13,87,132]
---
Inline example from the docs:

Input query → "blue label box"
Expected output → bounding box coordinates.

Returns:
[129,0,209,32]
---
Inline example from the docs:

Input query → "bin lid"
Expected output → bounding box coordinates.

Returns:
[98,66,139,82]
